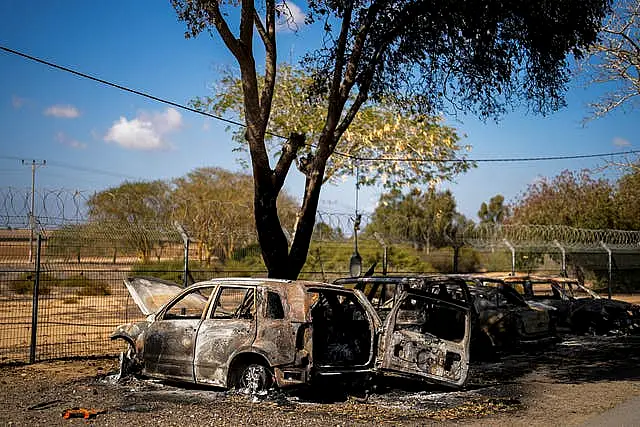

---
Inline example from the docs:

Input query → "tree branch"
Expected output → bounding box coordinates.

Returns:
[273,133,306,191]
[206,2,243,60]
[254,1,278,129]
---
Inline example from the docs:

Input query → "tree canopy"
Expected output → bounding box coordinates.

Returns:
[615,165,640,229]
[193,64,474,189]
[365,188,462,250]
[478,194,509,224]
[87,168,298,263]
[173,0,611,279]
[507,170,618,229]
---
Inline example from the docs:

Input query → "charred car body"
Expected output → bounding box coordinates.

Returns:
[486,275,640,335]
[335,275,557,359]
[112,277,471,391]
[460,277,557,352]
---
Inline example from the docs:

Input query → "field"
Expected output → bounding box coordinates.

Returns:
[1,334,639,425]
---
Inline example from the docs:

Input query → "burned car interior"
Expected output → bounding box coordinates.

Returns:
[309,290,373,367]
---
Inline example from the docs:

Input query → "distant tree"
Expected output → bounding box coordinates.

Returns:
[366,188,457,250]
[444,213,476,273]
[312,222,344,241]
[87,181,173,261]
[171,167,298,263]
[87,180,172,223]
[173,0,610,279]
[615,166,640,229]
[478,194,509,224]
[583,0,640,120]
[509,170,618,228]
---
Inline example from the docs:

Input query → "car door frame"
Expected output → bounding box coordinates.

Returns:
[193,284,259,387]
[376,289,471,388]
[142,283,218,382]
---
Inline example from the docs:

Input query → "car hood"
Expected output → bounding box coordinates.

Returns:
[124,276,185,316]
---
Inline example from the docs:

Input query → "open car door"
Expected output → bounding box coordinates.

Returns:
[377,289,471,388]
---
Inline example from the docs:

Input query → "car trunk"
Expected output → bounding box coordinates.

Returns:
[307,288,377,370]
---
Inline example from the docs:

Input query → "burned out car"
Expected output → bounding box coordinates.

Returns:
[335,275,556,359]
[494,275,640,335]
[461,277,557,352]
[112,277,471,392]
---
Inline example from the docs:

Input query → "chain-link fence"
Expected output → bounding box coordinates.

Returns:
[1,187,639,365]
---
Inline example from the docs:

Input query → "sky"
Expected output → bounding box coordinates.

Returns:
[1,0,638,224]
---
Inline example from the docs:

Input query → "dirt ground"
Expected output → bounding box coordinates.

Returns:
[1,334,639,426]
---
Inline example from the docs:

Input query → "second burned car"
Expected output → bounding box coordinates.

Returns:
[335,275,557,359]
[112,277,472,392]
[490,275,640,335]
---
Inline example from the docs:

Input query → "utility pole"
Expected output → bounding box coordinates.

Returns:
[21,159,46,262]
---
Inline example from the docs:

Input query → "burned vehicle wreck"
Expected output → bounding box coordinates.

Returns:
[335,275,557,359]
[112,277,471,392]
[492,275,640,335]
[462,278,557,353]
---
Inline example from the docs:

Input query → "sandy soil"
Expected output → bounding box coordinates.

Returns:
[1,334,639,426]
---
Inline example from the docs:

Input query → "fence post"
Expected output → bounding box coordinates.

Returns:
[553,240,567,277]
[503,239,516,276]
[599,241,612,299]
[175,222,190,288]
[29,234,42,364]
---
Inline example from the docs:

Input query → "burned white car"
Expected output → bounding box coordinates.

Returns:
[112,277,472,392]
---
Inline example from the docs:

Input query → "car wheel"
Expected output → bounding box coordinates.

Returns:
[236,363,273,393]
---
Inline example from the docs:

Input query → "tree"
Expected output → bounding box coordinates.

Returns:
[173,0,610,279]
[583,0,640,120]
[171,167,298,263]
[87,180,173,224]
[478,194,509,224]
[193,64,474,188]
[87,181,173,261]
[366,188,457,250]
[615,165,640,229]
[508,170,618,228]
[312,222,345,241]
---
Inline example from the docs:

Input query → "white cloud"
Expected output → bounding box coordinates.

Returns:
[44,104,80,118]
[613,137,631,147]
[276,1,306,31]
[104,107,183,151]
[55,132,87,149]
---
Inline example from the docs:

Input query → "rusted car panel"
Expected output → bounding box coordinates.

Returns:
[376,290,470,387]
[112,277,470,391]
[495,275,640,335]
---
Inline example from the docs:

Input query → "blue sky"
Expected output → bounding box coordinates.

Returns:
[1,0,637,222]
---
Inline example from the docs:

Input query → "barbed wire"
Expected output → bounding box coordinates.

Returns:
[2,187,640,251]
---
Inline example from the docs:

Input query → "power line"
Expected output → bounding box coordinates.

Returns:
[2,45,638,165]
[354,149,640,163]
[0,156,141,180]
[0,45,274,136]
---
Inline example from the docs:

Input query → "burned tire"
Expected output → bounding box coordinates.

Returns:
[118,346,140,378]
[236,363,273,393]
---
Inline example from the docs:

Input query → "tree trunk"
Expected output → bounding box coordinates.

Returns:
[254,184,292,278]
[287,163,325,277]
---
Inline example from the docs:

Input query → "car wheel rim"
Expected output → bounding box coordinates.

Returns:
[241,365,266,393]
